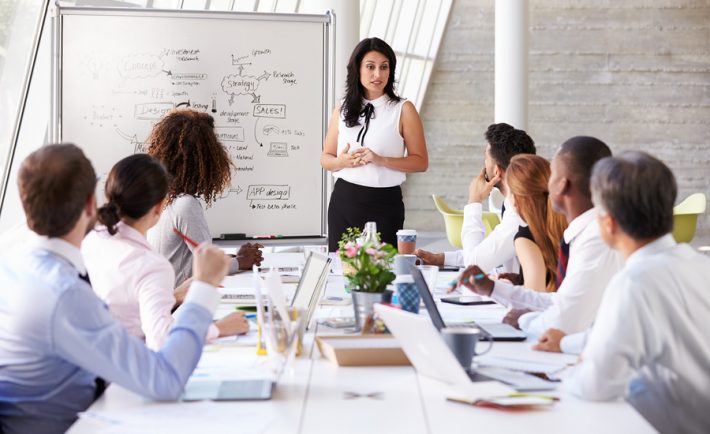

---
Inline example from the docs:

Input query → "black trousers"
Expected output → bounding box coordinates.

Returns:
[327,178,405,252]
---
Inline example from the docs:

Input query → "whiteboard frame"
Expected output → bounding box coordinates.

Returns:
[51,6,333,242]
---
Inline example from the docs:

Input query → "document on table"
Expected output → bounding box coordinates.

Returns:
[476,355,569,375]
[79,402,275,434]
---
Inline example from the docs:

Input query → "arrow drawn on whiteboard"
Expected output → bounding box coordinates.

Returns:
[254,117,264,147]
[175,100,191,108]
[162,69,172,76]
[116,127,147,153]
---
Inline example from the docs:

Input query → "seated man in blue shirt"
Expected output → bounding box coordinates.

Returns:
[0,144,230,434]
[564,151,710,433]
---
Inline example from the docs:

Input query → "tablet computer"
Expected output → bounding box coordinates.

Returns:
[440,295,496,306]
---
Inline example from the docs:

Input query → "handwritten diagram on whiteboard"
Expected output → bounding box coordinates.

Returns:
[58,9,329,238]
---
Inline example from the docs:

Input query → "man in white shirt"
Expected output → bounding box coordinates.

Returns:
[415,123,535,272]
[454,136,622,336]
[564,151,710,434]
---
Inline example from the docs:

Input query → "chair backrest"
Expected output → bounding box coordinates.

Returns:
[432,195,500,248]
[482,212,501,236]
[672,193,707,243]
[432,194,463,215]
[674,193,707,215]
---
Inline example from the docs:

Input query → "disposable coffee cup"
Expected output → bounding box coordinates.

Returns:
[416,265,439,292]
[441,327,492,371]
[394,254,418,275]
[396,229,417,254]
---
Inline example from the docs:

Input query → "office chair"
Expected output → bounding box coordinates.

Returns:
[432,195,500,248]
[672,193,707,243]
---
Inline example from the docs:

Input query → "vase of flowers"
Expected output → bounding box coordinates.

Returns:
[338,227,397,331]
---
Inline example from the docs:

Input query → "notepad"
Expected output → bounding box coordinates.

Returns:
[323,338,402,349]
[477,356,568,375]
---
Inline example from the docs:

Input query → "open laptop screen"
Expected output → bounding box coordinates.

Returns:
[410,265,447,330]
[291,252,331,328]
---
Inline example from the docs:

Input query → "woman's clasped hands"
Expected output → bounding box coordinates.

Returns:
[337,143,383,169]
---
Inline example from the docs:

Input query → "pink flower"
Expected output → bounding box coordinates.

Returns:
[366,248,377,256]
[345,246,358,258]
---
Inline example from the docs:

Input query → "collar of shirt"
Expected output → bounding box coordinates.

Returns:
[363,94,389,108]
[625,233,677,268]
[563,207,598,245]
[97,221,152,251]
[35,237,87,275]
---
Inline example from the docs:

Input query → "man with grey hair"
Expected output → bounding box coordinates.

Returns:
[565,151,710,434]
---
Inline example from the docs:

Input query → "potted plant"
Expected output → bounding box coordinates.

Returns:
[338,228,397,331]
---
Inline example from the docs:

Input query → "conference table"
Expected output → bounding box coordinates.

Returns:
[68,251,655,434]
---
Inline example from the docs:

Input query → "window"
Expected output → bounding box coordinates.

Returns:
[360,0,451,108]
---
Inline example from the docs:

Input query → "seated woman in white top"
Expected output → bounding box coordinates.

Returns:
[83,154,248,350]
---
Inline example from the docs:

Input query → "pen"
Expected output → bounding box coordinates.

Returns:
[173,227,198,248]
[508,393,559,401]
[173,227,224,287]
[448,273,486,288]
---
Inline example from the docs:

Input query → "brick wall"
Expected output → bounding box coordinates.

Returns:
[405,0,710,242]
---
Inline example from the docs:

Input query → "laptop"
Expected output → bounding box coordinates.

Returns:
[374,304,554,392]
[221,252,331,315]
[181,348,289,401]
[289,252,332,330]
[410,265,527,342]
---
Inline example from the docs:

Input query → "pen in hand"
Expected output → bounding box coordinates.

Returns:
[173,227,225,288]
[173,227,198,248]
[448,273,486,292]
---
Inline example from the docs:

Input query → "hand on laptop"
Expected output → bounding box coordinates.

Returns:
[502,308,532,330]
[215,311,250,337]
[237,243,265,270]
[455,265,494,296]
[533,328,566,353]
[413,248,444,266]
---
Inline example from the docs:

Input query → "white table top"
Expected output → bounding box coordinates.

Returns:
[68,253,655,434]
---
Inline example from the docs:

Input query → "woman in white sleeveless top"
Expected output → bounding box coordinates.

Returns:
[320,38,428,251]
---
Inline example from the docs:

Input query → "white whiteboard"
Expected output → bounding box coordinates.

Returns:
[56,8,330,239]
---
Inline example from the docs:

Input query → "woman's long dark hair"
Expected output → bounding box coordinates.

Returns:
[342,37,401,128]
[97,154,170,235]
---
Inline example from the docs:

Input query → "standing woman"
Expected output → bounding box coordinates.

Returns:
[321,38,428,251]
[147,109,263,285]
[505,154,568,292]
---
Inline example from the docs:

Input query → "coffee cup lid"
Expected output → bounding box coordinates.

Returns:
[397,229,417,236]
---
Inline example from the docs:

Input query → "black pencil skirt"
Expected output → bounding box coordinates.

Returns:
[327,178,405,252]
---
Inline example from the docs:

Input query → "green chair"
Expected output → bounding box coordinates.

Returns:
[482,211,501,235]
[432,195,501,248]
[672,193,707,243]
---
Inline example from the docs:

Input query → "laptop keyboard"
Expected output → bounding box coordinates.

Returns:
[222,293,254,300]
[466,370,496,382]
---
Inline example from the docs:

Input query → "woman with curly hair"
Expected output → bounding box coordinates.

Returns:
[506,154,568,292]
[147,109,262,285]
